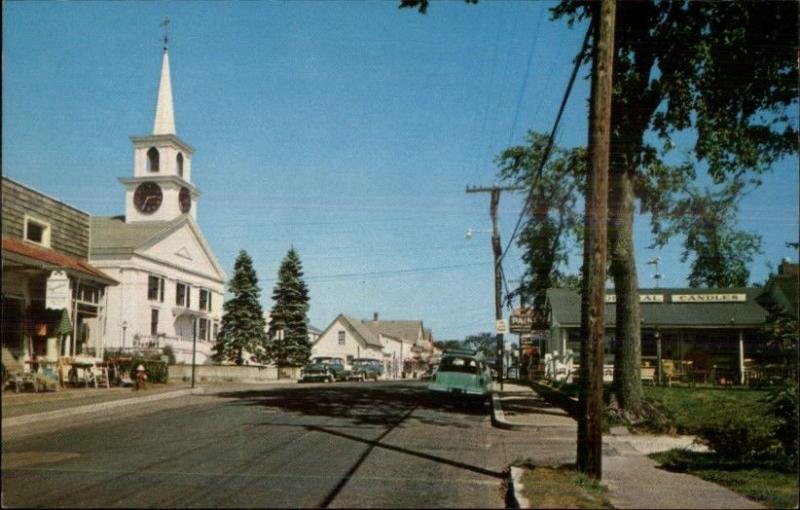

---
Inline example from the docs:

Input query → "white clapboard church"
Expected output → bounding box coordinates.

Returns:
[90,42,225,364]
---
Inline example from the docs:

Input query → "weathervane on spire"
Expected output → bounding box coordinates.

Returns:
[160,17,170,50]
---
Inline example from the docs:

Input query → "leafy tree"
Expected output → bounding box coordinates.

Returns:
[497,131,586,309]
[434,339,465,351]
[214,250,268,365]
[659,181,762,288]
[553,0,798,419]
[463,332,495,358]
[267,248,311,367]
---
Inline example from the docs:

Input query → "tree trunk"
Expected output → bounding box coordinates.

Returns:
[609,167,643,418]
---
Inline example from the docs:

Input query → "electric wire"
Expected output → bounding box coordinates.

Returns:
[497,22,593,269]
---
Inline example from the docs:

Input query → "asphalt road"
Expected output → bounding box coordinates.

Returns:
[2,381,517,508]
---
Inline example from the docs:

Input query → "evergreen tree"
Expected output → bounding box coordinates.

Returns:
[268,248,311,367]
[214,250,268,365]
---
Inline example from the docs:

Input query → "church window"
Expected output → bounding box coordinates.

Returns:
[199,289,211,311]
[198,318,209,341]
[148,275,165,302]
[176,282,190,308]
[177,153,184,177]
[147,147,160,172]
[338,331,346,345]
[151,308,159,336]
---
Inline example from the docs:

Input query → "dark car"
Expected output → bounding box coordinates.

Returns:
[300,357,350,382]
[351,358,384,381]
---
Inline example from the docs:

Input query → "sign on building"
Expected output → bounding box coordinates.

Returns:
[510,308,533,333]
[46,270,71,310]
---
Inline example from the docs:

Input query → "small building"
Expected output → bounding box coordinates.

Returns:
[1,177,117,364]
[312,313,434,378]
[544,286,776,384]
[313,314,386,369]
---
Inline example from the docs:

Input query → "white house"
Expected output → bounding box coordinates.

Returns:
[313,314,385,367]
[313,313,433,378]
[89,44,225,364]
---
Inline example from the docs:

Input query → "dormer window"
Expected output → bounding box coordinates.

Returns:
[147,147,160,172]
[177,153,184,177]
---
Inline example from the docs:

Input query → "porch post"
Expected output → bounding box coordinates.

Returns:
[738,330,745,385]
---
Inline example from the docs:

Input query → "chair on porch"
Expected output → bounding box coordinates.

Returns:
[660,359,681,387]
[640,364,656,386]
[2,347,55,392]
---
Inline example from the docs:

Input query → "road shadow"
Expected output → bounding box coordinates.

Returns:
[210,382,489,428]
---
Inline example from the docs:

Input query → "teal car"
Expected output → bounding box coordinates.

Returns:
[351,358,383,381]
[428,349,492,400]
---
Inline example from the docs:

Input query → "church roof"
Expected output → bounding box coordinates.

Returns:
[90,216,177,256]
[90,214,225,282]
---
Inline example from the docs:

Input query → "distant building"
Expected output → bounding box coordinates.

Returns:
[313,312,433,378]
[1,177,117,363]
[89,45,225,364]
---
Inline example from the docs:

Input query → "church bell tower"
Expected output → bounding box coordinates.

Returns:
[121,35,200,223]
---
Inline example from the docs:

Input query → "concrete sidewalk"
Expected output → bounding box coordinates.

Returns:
[492,382,764,509]
[1,383,203,427]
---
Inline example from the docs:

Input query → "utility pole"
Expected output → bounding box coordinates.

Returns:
[577,0,616,480]
[466,185,524,391]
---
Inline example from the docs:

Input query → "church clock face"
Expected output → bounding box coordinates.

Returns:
[133,182,163,214]
[179,187,191,214]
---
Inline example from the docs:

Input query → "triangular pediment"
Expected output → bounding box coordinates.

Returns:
[135,217,225,282]
[175,247,193,260]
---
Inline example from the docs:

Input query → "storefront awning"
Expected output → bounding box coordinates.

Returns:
[2,237,117,286]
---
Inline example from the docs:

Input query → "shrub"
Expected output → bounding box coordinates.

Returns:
[764,383,799,464]
[696,402,780,459]
[162,344,176,365]
[126,358,169,384]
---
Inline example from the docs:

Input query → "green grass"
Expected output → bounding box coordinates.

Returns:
[651,449,799,509]
[517,465,612,509]
[642,386,771,434]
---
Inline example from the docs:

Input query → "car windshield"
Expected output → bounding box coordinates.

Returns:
[312,358,336,365]
[438,356,480,375]
[353,359,378,366]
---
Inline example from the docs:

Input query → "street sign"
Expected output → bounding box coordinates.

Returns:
[495,319,507,334]
[510,307,534,333]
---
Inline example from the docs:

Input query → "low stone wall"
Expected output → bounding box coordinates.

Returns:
[168,364,300,383]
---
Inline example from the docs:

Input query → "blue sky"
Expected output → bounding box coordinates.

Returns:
[4,1,798,340]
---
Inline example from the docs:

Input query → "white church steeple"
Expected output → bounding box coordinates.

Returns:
[122,28,200,224]
[153,47,176,135]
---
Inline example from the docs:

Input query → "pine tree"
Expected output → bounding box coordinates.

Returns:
[213,250,268,365]
[268,248,311,367]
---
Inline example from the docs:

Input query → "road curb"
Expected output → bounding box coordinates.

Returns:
[508,466,530,509]
[2,387,204,428]
[491,392,533,430]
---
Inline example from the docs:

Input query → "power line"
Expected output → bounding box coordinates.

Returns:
[498,23,593,268]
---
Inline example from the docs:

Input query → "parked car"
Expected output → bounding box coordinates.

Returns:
[351,358,384,381]
[428,348,492,400]
[299,357,350,382]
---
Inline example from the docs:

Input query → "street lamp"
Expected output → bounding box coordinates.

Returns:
[121,321,128,352]
[275,329,284,380]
